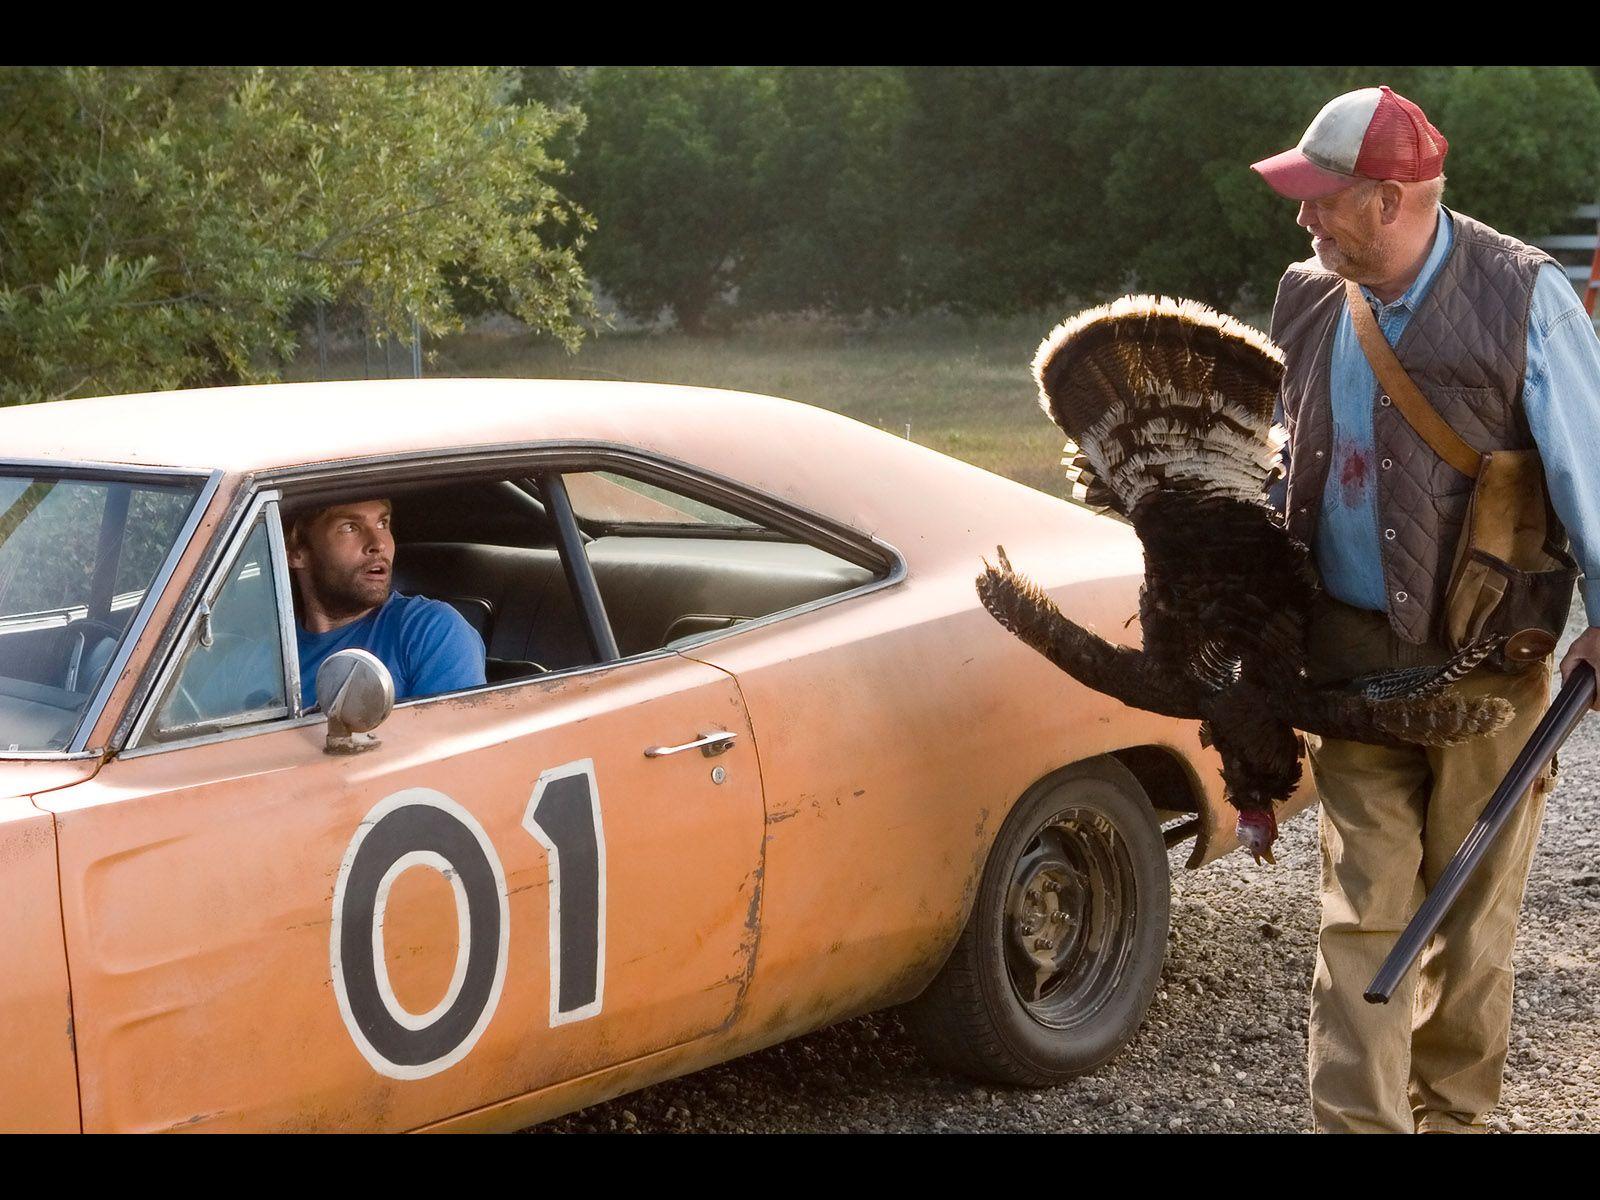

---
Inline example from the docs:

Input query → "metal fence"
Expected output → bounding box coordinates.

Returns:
[1532,202,1600,327]
[300,302,423,381]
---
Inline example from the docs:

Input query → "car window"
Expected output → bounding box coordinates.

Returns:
[563,471,759,529]
[113,488,198,604]
[0,472,202,754]
[0,477,108,616]
[563,469,885,657]
[124,459,892,752]
[353,463,891,689]
[145,517,289,742]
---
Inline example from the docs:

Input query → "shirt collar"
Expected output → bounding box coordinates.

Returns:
[1360,206,1452,316]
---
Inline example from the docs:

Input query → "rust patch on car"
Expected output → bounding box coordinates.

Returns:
[0,819,53,869]
[163,1110,223,1131]
[718,857,766,1032]
[761,1002,793,1034]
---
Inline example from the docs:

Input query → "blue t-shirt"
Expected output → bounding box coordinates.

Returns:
[298,591,486,708]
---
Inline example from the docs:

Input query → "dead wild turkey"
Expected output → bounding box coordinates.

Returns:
[977,295,1512,862]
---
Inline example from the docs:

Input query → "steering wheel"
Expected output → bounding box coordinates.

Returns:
[163,633,258,728]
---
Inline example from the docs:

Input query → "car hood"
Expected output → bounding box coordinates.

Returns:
[0,757,102,803]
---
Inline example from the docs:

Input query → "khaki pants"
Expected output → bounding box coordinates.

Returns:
[1304,596,1555,1134]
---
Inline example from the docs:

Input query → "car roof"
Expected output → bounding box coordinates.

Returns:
[1,377,1079,565]
[0,378,886,474]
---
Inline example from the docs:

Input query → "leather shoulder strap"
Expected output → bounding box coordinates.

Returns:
[1344,280,1482,479]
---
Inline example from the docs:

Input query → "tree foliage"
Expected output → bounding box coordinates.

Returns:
[0,66,593,405]
[738,67,913,315]
[7,67,1596,384]
[1425,66,1600,238]
[569,66,770,332]
[897,67,1108,314]
[1085,67,1341,306]
[569,66,1600,323]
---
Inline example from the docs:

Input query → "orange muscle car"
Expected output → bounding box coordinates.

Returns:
[0,379,1313,1132]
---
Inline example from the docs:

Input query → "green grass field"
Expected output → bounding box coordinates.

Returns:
[416,312,1078,498]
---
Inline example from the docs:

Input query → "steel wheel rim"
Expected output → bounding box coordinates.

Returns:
[1002,804,1140,1030]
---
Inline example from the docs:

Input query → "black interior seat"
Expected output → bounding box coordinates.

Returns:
[393,537,877,667]
[393,543,591,673]
[584,538,877,655]
[433,595,492,643]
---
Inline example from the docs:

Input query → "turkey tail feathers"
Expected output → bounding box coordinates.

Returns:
[1284,686,1515,748]
[1035,295,1287,517]
[1366,692,1516,747]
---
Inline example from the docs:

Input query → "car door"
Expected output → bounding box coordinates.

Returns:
[40,490,765,1132]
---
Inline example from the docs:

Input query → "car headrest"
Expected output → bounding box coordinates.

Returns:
[78,631,117,693]
[435,595,493,643]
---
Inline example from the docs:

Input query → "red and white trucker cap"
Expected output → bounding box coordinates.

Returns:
[1251,85,1448,201]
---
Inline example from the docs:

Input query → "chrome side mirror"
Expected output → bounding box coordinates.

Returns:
[317,648,395,755]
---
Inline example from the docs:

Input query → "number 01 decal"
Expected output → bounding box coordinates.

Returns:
[330,789,509,1080]
[524,759,606,1025]
[331,765,607,1079]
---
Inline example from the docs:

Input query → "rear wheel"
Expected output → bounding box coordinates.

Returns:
[903,758,1169,1084]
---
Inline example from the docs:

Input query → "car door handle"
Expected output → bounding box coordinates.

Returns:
[643,730,738,759]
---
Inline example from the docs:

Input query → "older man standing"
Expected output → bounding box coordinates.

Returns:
[1252,84,1600,1133]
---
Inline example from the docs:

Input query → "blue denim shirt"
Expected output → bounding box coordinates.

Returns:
[1293,208,1600,626]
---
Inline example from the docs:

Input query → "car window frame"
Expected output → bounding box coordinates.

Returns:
[0,458,221,761]
[124,490,303,753]
[111,441,906,759]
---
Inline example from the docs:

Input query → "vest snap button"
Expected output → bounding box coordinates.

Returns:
[1381,458,1393,469]
[1396,591,1408,603]
[1384,528,1396,540]
[1380,395,1392,406]
[1315,450,1324,458]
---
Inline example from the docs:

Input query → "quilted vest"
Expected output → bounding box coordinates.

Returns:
[1269,208,1563,645]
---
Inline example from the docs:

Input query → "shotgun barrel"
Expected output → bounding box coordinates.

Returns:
[1364,661,1596,1005]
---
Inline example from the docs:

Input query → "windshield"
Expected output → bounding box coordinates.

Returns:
[0,471,202,753]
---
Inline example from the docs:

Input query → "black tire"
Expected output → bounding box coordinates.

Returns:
[903,758,1170,1085]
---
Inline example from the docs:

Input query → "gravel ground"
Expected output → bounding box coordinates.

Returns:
[535,599,1600,1133]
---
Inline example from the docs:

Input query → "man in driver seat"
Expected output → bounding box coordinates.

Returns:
[284,498,486,707]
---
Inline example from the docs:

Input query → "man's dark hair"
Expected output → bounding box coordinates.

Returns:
[280,498,390,550]
[280,503,330,551]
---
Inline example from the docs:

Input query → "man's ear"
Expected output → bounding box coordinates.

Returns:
[1376,180,1406,225]
[284,525,308,570]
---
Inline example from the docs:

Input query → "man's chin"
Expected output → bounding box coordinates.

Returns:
[1313,244,1355,278]
[323,582,390,621]
[1312,238,1385,285]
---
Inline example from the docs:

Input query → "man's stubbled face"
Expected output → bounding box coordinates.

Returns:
[1296,182,1392,283]
[289,499,394,623]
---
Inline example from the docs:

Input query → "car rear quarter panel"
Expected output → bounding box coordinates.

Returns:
[670,457,1240,1052]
